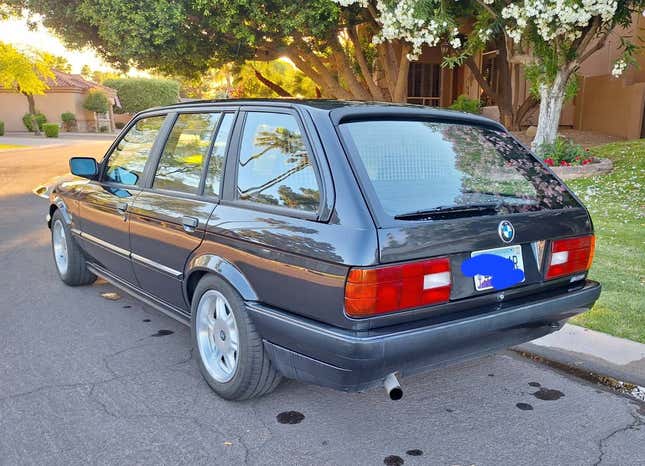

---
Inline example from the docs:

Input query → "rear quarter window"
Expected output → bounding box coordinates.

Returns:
[236,112,320,212]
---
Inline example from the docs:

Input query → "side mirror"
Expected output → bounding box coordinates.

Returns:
[69,157,99,179]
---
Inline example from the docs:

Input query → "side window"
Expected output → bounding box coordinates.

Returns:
[204,113,235,197]
[236,112,320,212]
[153,113,220,194]
[104,116,165,186]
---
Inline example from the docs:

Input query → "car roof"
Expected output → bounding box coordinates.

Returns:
[150,99,506,132]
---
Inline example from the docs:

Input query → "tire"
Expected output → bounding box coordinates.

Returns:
[191,275,282,400]
[50,209,97,286]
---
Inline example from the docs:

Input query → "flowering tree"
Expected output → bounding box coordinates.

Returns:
[497,0,644,148]
[340,0,644,147]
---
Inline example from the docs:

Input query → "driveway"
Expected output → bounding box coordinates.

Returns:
[1,142,643,466]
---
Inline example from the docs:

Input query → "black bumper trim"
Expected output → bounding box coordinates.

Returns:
[247,280,601,391]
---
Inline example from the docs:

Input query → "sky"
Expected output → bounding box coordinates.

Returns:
[0,16,146,75]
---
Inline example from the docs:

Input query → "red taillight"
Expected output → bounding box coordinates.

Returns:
[344,257,451,318]
[545,235,595,280]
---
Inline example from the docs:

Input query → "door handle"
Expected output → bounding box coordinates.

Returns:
[116,201,128,220]
[116,202,128,214]
[182,216,199,232]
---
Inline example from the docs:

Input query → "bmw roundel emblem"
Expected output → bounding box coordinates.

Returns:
[498,220,515,243]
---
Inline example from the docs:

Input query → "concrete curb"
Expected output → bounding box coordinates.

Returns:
[513,324,645,388]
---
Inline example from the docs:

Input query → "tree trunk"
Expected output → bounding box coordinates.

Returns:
[495,38,515,130]
[532,70,569,150]
[464,55,517,130]
[22,93,40,135]
[25,93,36,114]
[392,44,410,102]
[513,94,539,129]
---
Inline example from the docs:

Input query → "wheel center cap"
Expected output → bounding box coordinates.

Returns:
[219,330,226,341]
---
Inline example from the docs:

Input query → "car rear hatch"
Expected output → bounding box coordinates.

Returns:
[335,112,594,325]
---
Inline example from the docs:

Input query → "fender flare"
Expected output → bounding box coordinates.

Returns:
[183,254,258,304]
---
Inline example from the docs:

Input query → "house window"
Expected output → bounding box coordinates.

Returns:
[407,63,441,107]
[481,50,500,106]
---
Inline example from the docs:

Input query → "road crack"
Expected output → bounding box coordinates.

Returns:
[593,409,644,466]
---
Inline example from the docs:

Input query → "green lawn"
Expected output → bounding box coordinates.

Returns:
[0,143,27,150]
[566,139,645,343]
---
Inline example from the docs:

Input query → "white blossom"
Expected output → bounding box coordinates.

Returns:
[612,58,627,77]
[333,0,622,64]
[333,0,368,6]
[332,0,462,59]
[501,0,618,43]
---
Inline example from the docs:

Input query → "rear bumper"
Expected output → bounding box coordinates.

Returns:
[247,280,601,392]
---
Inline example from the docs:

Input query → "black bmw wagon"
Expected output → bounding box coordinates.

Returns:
[46,100,601,400]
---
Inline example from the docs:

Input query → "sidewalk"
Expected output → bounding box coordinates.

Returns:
[0,132,116,150]
[514,324,645,387]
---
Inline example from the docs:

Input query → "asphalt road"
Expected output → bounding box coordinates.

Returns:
[1,141,643,466]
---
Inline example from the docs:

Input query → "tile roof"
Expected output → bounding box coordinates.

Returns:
[46,69,117,96]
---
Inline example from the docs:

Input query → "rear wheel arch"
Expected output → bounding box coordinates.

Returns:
[184,255,258,306]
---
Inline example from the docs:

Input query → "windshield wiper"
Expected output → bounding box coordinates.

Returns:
[394,203,501,220]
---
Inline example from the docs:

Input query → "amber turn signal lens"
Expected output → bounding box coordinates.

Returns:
[344,257,451,318]
[545,235,595,280]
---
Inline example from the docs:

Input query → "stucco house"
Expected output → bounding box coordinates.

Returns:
[0,69,118,132]
[405,13,645,140]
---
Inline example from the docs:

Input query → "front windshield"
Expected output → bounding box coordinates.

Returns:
[340,120,578,217]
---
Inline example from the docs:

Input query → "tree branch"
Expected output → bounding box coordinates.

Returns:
[289,41,353,99]
[286,50,336,98]
[252,66,292,97]
[465,56,497,101]
[347,26,384,100]
[331,35,372,100]
[576,31,609,65]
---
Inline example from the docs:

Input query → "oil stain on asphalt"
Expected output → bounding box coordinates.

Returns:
[276,411,305,424]
[516,402,534,411]
[533,388,565,401]
[383,455,404,465]
[151,330,174,337]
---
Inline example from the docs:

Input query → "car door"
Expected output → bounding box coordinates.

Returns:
[128,111,236,310]
[76,114,169,284]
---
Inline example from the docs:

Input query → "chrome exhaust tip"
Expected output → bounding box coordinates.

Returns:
[384,373,403,400]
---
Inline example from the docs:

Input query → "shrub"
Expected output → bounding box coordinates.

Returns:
[99,125,109,133]
[43,123,60,138]
[61,112,77,132]
[83,90,110,114]
[538,136,593,166]
[22,112,47,132]
[103,78,180,113]
[115,122,125,129]
[0,121,4,136]
[449,95,482,114]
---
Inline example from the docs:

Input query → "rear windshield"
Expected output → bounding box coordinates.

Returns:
[340,120,578,218]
